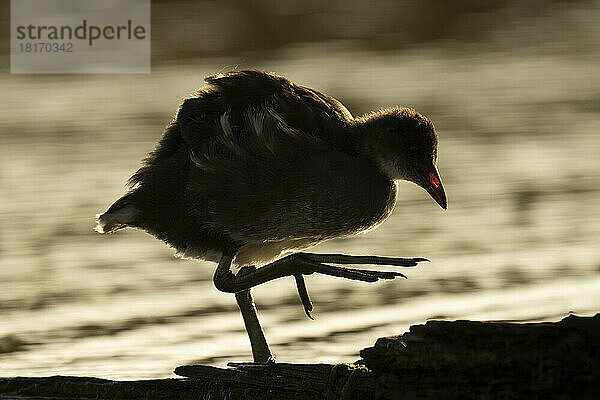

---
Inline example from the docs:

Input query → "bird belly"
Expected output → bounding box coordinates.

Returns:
[233,238,322,270]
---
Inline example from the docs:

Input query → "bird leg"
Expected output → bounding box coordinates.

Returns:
[214,252,425,293]
[234,266,274,364]
[214,251,426,318]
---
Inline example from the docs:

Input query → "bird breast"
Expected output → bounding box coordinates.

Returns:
[231,179,398,269]
[184,107,399,266]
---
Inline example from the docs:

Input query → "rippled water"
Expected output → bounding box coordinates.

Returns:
[1,2,600,379]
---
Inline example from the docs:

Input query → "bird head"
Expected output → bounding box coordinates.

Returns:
[357,107,447,210]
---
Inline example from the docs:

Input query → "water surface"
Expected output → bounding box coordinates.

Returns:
[1,1,599,379]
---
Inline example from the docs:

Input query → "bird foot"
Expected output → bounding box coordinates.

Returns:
[288,253,428,319]
[227,357,276,370]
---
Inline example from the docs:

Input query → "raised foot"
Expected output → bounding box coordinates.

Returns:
[289,252,428,282]
[289,253,429,319]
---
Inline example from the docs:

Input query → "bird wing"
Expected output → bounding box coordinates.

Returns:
[177,70,355,158]
[174,71,395,243]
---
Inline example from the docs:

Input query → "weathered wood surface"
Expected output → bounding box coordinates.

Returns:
[0,363,373,400]
[360,313,600,399]
[1,314,598,400]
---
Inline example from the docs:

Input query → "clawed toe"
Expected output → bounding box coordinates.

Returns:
[333,266,407,281]
[303,253,429,267]
[357,269,407,280]
[294,275,314,319]
[302,261,407,283]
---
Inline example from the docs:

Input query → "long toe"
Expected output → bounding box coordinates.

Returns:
[320,265,381,282]
[304,253,429,267]
[294,275,314,319]
[341,267,407,280]
[304,261,406,283]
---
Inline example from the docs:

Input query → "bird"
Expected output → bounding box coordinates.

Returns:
[95,70,447,364]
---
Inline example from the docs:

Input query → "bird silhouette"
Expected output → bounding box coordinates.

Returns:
[96,70,447,363]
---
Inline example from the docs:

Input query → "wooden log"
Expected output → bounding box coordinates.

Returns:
[360,314,600,399]
[1,314,598,399]
[0,363,375,400]
[173,362,375,399]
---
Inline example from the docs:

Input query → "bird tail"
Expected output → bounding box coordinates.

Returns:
[95,193,140,234]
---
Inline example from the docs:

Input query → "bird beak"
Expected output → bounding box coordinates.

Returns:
[422,165,447,210]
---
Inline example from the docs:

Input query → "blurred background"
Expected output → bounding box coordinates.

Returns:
[1,0,599,379]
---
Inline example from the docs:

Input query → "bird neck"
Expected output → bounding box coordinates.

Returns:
[348,116,407,182]
[348,117,382,164]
